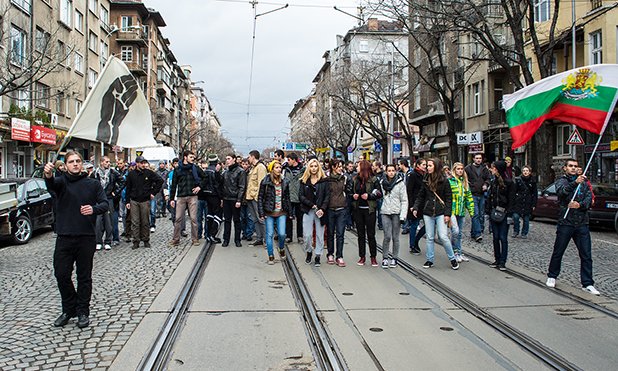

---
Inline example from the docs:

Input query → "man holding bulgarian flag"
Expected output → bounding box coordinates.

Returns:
[503,64,618,296]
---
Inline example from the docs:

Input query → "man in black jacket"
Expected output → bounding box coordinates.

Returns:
[202,154,224,244]
[125,156,163,249]
[221,153,246,247]
[465,153,491,242]
[169,150,203,246]
[91,155,124,250]
[44,151,108,329]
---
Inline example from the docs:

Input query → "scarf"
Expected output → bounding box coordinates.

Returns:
[381,176,400,195]
[95,167,111,189]
[179,162,201,185]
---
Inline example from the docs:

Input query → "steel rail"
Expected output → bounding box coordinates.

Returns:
[138,239,215,371]
[281,248,348,371]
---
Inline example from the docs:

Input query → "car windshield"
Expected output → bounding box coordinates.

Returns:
[593,186,618,197]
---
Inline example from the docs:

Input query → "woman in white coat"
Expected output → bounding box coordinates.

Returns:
[380,164,408,268]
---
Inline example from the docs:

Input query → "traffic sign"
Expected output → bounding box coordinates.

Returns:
[566,128,584,145]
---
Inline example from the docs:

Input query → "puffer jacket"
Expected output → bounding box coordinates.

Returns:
[351,176,383,214]
[284,163,304,203]
[512,175,537,216]
[555,175,592,227]
[299,178,330,213]
[414,176,452,218]
[327,172,347,209]
[222,163,247,202]
[379,176,408,220]
[406,169,424,219]
[448,176,475,217]
[258,175,290,217]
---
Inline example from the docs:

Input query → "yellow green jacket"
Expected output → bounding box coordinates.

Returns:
[448,176,475,217]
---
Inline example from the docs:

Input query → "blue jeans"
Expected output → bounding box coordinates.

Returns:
[408,217,425,248]
[490,218,509,264]
[512,213,529,236]
[197,199,208,239]
[450,215,466,254]
[240,204,254,239]
[265,215,286,257]
[423,215,455,263]
[327,208,346,259]
[150,198,156,227]
[548,224,593,286]
[471,195,485,238]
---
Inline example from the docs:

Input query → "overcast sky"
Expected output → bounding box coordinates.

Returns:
[145,0,362,155]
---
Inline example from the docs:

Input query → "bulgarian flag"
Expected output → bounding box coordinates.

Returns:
[503,64,618,149]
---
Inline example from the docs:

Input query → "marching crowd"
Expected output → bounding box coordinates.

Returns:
[44,148,600,328]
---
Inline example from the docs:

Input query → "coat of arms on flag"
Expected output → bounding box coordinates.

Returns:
[66,56,157,148]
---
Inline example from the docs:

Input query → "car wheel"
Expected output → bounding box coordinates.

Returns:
[12,215,32,244]
[614,212,618,235]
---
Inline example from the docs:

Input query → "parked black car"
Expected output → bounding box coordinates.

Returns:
[0,178,55,244]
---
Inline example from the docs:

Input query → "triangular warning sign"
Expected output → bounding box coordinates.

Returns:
[566,128,584,145]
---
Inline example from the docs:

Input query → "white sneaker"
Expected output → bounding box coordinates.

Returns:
[150,227,155,233]
[455,253,463,263]
[389,258,397,267]
[459,253,470,262]
[96,244,102,250]
[582,285,600,295]
[104,244,111,250]
[381,259,389,269]
[546,278,556,288]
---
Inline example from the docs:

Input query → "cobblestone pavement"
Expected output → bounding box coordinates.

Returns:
[0,216,190,370]
[458,217,618,300]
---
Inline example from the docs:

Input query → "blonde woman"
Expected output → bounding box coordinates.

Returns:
[448,162,475,262]
[299,158,330,266]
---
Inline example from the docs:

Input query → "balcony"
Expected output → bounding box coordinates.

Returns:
[488,108,507,128]
[125,61,147,76]
[591,0,603,10]
[115,29,147,47]
[488,51,520,74]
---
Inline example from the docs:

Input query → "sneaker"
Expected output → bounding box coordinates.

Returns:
[267,256,275,265]
[410,246,421,255]
[212,237,222,244]
[250,240,263,246]
[381,259,389,269]
[401,229,409,235]
[511,232,519,238]
[520,234,528,239]
[192,240,201,246]
[475,236,483,242]
[327,255,335,265]
[450,259,460,270]
[278,249,286,258]
[181,231,188,237]
[546,278,556,288]
[423,261,434,268]
[582,285,600,295]
[314,256,321,267]
[498,264,506,271]
[143,241,151,248]
[459,253,470,262]
[389,258,397,268]
[305,252,312,264]
[455,253,462,263]
[297,237,304,244]
[489,261,499,268]
[370,257,378,267]
[150,227,155,233]
[357,257,366,266]
[111,241,120,246]
[337,258,346,267]
[168,240,180,247]
[104,244,111,250]
[96,244,102,250]
[285,237,292,243]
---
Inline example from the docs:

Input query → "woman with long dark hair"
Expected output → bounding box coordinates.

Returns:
[326,159,348,267]
[352,160,382,267]
[413,158,459,270]
[299,158,330,267]
[407,158,426,254]
[486,160,516,270]
[258,160,291,265]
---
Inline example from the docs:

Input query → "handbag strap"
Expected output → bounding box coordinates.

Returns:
[432,190,445,207]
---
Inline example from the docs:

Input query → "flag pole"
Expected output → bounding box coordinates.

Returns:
[563,94,618,218]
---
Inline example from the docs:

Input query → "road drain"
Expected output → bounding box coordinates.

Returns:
[173,359,184,365]
[440,327,454,331]
[342,292,354,296]
[399,292,410,295]
[369,327,383,332]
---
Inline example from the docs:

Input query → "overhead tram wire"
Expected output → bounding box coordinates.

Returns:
[215,0,357,9]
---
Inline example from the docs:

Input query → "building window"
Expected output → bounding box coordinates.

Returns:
[35,27,50,54]
[359,40,369,53]
[88,0,97,14]
[556,125,572,156]
[414,84,421,111]
[88,31,97,52]
[10,25,27,66]
[550,54,557,75]
[75,10,83,33]
[590,31,602,64]
[56,92,65,114]
[100,40,108,69]
[534,0,550,23]
[100,6,109,27]
[11,89,30,109]
[88,68,98,88]
[472,83,481,115]
[35,82,50,109]
[75,99,82,115]
[74,52,83,73]
[57,41,66,65]
[121,16,133,31]
[121,46,133,62]
[10,0,32,14]
[59,0,72,27]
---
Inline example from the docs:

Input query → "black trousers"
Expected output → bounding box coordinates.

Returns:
[206,196,222,238]
[354,208,377,258]
[285,202,304,240]
[53,235,96,316]
[223,200,242,243]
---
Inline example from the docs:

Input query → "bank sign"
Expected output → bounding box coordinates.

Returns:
[30,125,57,145]
[456,131,483,145]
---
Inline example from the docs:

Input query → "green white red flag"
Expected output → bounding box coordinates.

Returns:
[503,64,618,149]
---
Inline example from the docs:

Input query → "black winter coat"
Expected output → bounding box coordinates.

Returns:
[222,163,247,202]
[90,167,124,200]
[299,178,330,214]
[258,176,291,218]
[125,168,164,203]
[556,175,592,227]
[485,177,516,216]
[512,176,537,216]
[406,169,424,219]
[465,163,491,196]
[413,177,452,218]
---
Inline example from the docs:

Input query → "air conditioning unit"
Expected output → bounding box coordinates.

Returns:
[48,113,58,127]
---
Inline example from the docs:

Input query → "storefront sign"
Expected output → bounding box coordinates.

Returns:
[457,131,483,145]
[584,143,611,154]
[468,144,484,154]
[11,118,31,142]
[30,125,57,145]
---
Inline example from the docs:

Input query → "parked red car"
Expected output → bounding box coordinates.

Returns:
[533,182,618,232]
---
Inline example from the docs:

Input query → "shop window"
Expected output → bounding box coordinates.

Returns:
[555,124,573,156]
